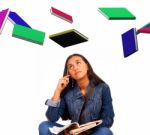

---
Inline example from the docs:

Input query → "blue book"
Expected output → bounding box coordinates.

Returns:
[8,11,31,28]
[121,28,138,57]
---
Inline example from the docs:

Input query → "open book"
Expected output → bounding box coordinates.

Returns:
[49,120,102,135]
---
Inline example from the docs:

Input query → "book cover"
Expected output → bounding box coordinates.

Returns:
[98,7,136,20]
[12,24,45,45]
[121,28,138,57]
[8,11,31,28]
[137,26,150,34]
[49,29,88,47]
[51,7,73,23]
[0,8,10,34]
[137,22,150,34]
[49,120,102,135]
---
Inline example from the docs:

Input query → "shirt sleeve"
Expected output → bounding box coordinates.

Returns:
[100,83,115,128]
[45,99,60,107]
[45,97,69,122]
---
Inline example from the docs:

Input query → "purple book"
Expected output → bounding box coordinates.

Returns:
[51,7,73,23]
[0,8,10,34]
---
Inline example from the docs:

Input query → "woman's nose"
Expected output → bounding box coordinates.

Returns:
[73,64,79,71]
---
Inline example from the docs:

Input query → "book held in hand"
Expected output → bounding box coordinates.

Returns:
[49,120,102,135]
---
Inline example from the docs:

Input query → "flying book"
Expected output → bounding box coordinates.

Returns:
[51,7,73,23]
[0,8,10,34]
[49,120,102,135]
[121,28,138,57]
[137,22,150,34]
[137,26,150,34]
[8,11,31,28]
[49,29,88,47]
[12,24,45,45]
[98,7,136,20]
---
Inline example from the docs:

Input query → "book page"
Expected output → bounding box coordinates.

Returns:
[49,122,79,134]
[79,120,102,128]
[69,120,102,135]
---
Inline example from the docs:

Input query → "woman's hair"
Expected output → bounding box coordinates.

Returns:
[63,53,104,90]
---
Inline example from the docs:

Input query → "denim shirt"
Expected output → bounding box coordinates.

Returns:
[46,82,115,127]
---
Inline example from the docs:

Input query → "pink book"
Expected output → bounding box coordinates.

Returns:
[0,8,10,34]
[51,7,73,23]
[137,27,150,34]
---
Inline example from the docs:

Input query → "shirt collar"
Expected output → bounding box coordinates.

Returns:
[73,80,93,99]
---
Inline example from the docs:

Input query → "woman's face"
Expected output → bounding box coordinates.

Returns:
[67,56,88,81]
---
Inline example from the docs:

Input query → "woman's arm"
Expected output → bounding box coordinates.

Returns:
[100,84,115,128]
[45,97,67,122]
[45,75,70,122]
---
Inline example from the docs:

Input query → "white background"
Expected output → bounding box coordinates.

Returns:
[1,0,150,135]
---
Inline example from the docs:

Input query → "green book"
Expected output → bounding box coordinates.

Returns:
[12,24,45,45]
[98,7,136,20]
[49,29,88,47]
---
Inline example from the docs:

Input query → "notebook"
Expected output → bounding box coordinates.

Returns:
[49,29,88,47]
[8,11,31,28]
[12,24,45,45]
[137,22,150,34]
[98,7,136,20]
[121,28,138,57]
[137,26,150,34]
[51,7,73,23]
[0,8,10,34]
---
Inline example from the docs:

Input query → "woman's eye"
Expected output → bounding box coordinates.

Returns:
[68,65,73,70]
[77,61,81,64]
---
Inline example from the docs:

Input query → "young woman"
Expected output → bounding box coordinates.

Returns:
[39,54,115,135]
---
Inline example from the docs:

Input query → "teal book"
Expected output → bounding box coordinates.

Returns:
[49,29,88,47]
[98,7,136,20]
[137,22,150,34]
[12,24,45,45]
[137,27,150,34]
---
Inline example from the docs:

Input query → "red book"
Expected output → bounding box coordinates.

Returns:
[51,7,73,23]
[137,27,150,34]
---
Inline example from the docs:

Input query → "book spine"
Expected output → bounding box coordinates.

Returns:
[74,29,88,40]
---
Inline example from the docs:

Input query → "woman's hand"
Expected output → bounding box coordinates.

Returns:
[51,75,70,101]
[57,75,70,91]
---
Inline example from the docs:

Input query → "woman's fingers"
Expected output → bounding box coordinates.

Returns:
[63,75,70,83]
[59,75,70,88]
